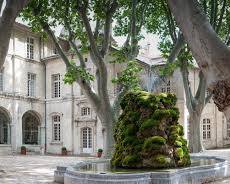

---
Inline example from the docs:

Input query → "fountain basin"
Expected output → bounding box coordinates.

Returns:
[54,156,228,184]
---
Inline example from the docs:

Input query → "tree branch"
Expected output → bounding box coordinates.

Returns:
[94,19,101,40]
[42,24,71,67]
[161,0,176,43]
[205,92,212,104]
[0,0,29,68]
[112,87,127,120]
[152,35,185,91]
[195,71,206,100]
[180,60,195,112]
[196,71,207,109]
[0,0,3,13]
[215,0,226,34]
[167,0,230,82]
[42,23,101,111]
[101,0,118,57]
[130,0,138,59]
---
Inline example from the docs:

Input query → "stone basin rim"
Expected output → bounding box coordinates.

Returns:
[66,155,228,176]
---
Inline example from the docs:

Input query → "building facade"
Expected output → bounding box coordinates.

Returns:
[0,23,229,155]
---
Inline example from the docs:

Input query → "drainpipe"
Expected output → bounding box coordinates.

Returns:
[71,84,74,154]
[41,37,47,154]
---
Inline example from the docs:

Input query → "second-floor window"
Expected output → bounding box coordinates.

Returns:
[27,73,36,97]
[52,74,60,98]
[161,80,171,93]
[202,118,211,139]
[81,107,90,116]
[27,37,34,59]
[0,70,3,91]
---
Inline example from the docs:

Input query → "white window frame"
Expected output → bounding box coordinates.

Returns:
[26,37,34,59]
[0,69,3,92]
[81,107,90,116]
[27,73,36,97]
[161,80,171,93]
[52,74,61,98]
[52,115,61,142]
[82,127,92,149]
[202,118,211,140]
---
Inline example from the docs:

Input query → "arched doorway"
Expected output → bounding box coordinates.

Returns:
[22,111,40,145]
[82,127,93,154]
[0,107,11,144]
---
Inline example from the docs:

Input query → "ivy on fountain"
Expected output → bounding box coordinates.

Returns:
[111,91,191,169]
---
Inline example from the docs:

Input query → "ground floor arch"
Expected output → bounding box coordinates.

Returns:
[0,107,11,144]
[22,110,41,145]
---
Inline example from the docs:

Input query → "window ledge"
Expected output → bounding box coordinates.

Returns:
[50,142,62,145]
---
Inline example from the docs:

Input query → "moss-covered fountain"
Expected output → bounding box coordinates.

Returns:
[54,91,228,184]
[111,91,190,169]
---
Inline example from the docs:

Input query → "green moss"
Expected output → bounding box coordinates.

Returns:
[140,119,160,131]
[143,136,166,150]
[124,124,137,136]
[153,154,171,165]
[112,90,191,169]
[174,140,183,147]
[122,155,141,167]
[175,148,184,158]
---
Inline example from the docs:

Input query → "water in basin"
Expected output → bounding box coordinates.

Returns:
[75,157,219,174]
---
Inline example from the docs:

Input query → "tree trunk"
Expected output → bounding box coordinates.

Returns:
[189,112,204,153]
[102,121,114,158]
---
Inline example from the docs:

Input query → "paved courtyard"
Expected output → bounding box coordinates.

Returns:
[0,149,230,183]
[0,154,95,184]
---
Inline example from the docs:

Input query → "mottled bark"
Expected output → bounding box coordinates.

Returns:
[0,0,29,69]
[189,112,204,153]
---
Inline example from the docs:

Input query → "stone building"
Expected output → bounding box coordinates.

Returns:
[0,23,229,155]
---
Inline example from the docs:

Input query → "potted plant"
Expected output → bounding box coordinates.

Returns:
[61,147,67,156]
[21,146,26,155]
[97,148,103,158]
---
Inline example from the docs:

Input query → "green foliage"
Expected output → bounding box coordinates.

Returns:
[112,61,143,91]
[64,62,94,84]
[111,91,190,169]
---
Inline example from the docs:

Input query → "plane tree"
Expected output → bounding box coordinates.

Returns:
[167,0,230,150]
[22,0,150,156]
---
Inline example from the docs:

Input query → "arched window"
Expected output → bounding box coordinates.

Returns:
[0,107,10,144]
[82,127,92,153]
[52,115,61,141]
[81,107,90,116]
[22,111,40,145]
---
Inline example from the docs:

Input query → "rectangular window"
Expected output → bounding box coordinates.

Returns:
[53,115,61,141]
[0,69,3,91]
[161,80,171,93]
[202,118,211,139]
[27,37,34,59]
[52,74,61,98]
[81,107,90,116]
[27,73,36,97]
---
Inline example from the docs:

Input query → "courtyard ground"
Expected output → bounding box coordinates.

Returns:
[0,149,229,183]
[0,154,95,184]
